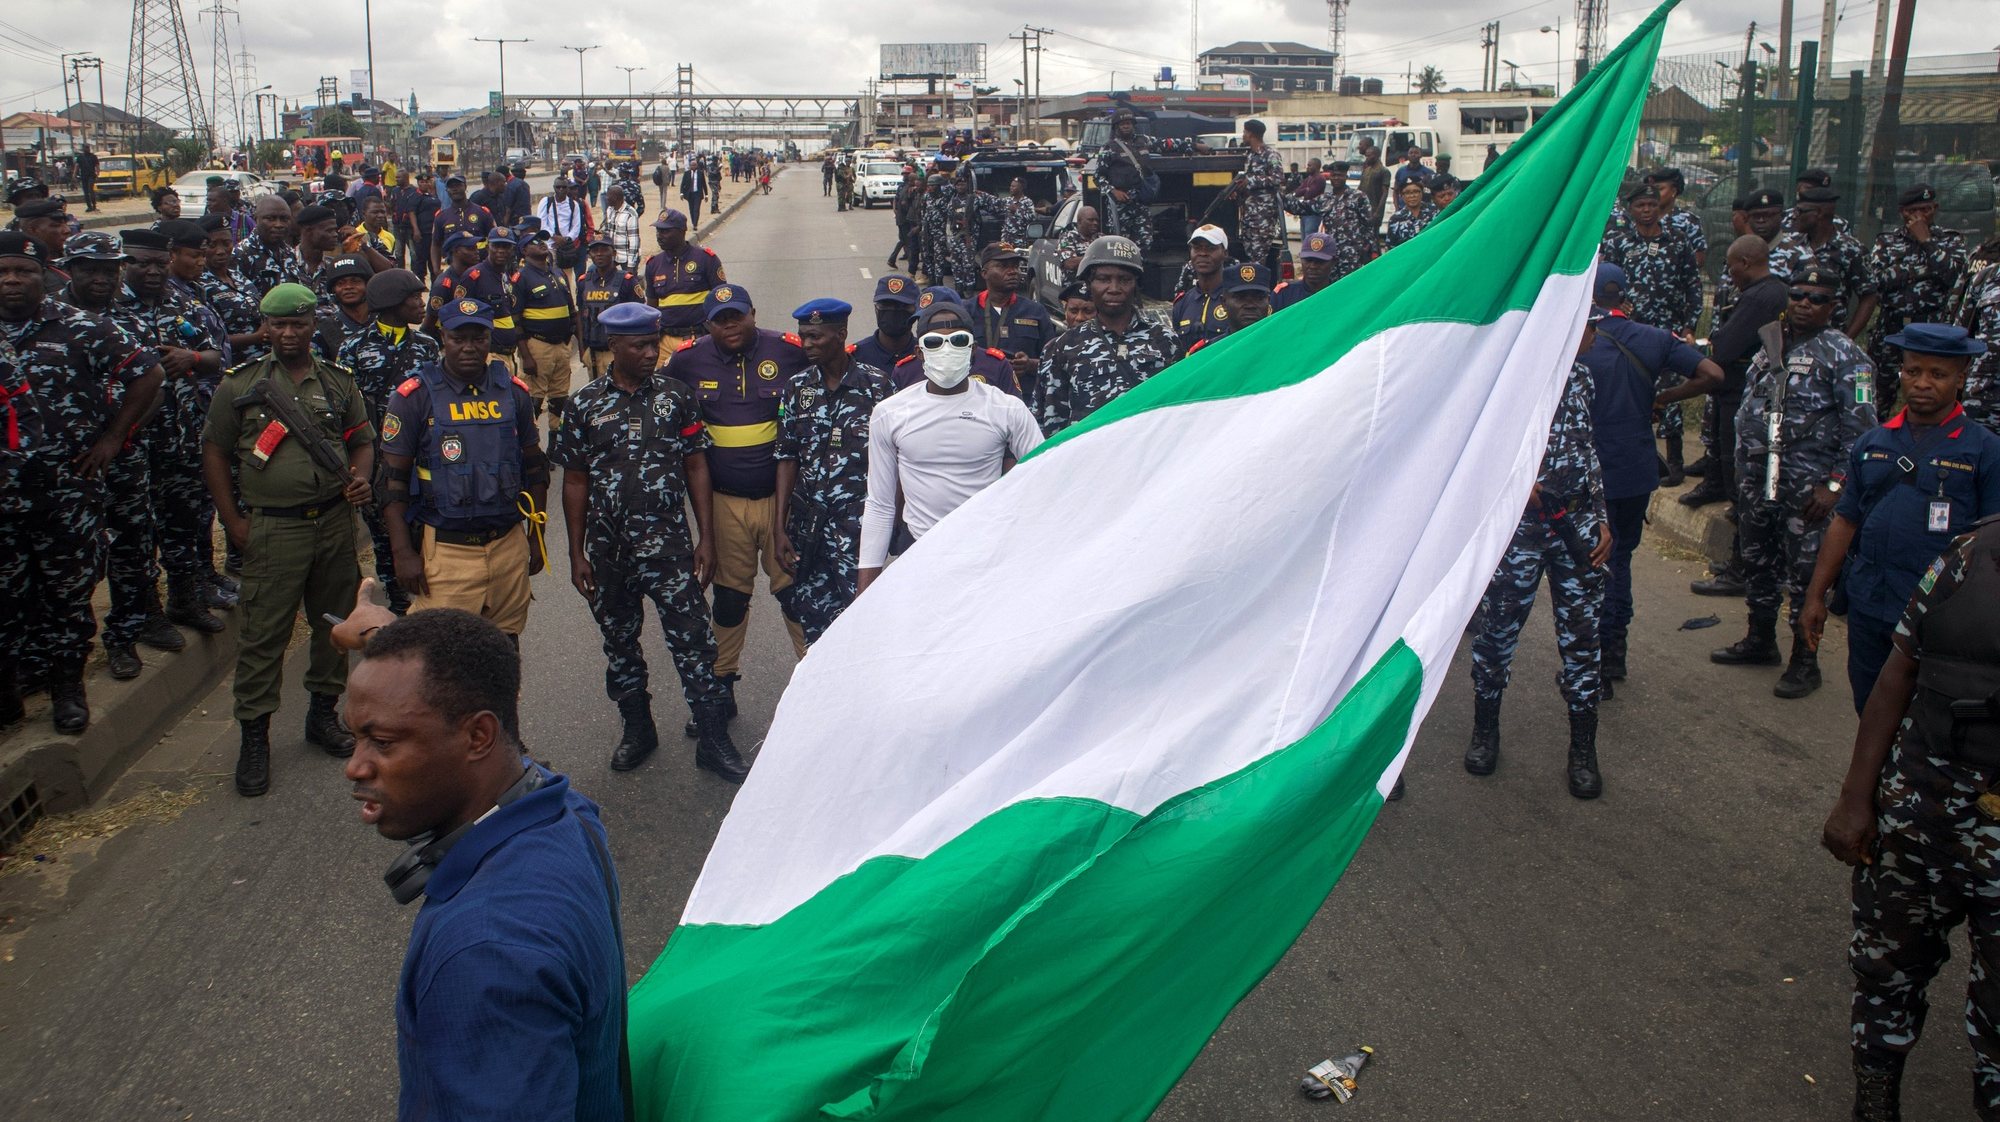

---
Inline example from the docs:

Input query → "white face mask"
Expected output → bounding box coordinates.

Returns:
[921,330,974,388]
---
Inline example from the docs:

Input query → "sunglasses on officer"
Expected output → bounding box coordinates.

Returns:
[1787,288,1836,305]
[919,330,974,350]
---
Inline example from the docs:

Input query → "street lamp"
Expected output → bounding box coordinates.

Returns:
[617,65,644,144]
[1540,18,1562,97]
[474,37,530,158]
[561,45,599,157]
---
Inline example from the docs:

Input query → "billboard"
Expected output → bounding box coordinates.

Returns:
[881,43,986,80]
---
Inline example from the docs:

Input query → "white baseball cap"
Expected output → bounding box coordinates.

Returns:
[1188,223,1229,248]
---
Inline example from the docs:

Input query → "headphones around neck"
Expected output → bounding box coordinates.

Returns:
[384,765,543,905]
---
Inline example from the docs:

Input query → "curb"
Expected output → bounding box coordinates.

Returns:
[1,618,238,826]
[1647,481,1733,564]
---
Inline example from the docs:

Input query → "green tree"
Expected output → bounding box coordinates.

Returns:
[165,137,208,174]
[252,139,289,173]
[1416,66,1447,95]
[316,109,362,137]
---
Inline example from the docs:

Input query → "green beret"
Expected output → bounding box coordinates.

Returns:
[259,282,319,316]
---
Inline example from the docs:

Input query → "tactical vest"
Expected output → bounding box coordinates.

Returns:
[410,362,523,524]
[1912,516,2000,765]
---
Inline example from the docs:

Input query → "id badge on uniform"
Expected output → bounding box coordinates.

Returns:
[1929,500,1952,533]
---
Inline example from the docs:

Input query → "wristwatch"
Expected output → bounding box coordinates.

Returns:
[1825,477,1844,494]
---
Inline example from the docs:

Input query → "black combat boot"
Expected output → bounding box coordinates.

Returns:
[1690,563,1747,597]
[167,574,225,634]
[1850,1053,1903,1122]
[50,674,89,735]
[692,701,750,784]
[0,660,24,727]
[1677,476,1731,507]
[685,673,738,737]
[304,692,356,757]
[1659,436,1685,487]
[1602,633,1627,682]
[1463,694,1502,776]
[236,715,272,797]
[203,568,241,610]
[1773,634,1822,699]
[1711,614,1782,665]
[1683,452,1712,478]
[1567,709,1602,799]
[105,642,143,680]
[137,612,187,652]
[610,694,660,772]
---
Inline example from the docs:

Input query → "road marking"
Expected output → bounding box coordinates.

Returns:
[859,268,873,279]
[849,244,858,252]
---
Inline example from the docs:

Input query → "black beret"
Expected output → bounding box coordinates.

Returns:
[1897,183,1937,207]
[1798,187,1840,204]
[1745,188,1785,209]
[0,231,46,262]
[119,227,173,252]
[14,197,66,220]
[295,204,337,226]
[157,219,208,249]
[1797,168,1833,187]
[197,214,230,233]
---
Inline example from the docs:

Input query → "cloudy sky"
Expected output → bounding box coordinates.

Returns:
[2,0,1986,137]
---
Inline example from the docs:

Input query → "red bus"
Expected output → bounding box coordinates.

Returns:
[294,136,363,178]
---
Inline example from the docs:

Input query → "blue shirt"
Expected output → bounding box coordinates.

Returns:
[1835,405,2000,622]
[851,330,916,374]
[397,768,626,1122]
[1582,313,1705,501]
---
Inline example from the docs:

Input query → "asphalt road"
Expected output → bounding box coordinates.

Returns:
[0,169,1975,1121]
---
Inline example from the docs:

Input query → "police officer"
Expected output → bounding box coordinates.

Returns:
[575,236,644,383]
[0,232,163,732]
[1096,109,1156,253]
[235,196,303,297]
[379,298,548,639]
[338,268,437,614]
[773,298,896,651]
[642,209,723,351]
[1271,231,1335,312]
[513,232,578,426]
[57,233,186,677]
[1821,511,2000,1122]
[889,300,1021,395]
[1037,235,1179,436]
[550,301,750,781]
[1599,181,1704,484]
[921,172,957,287]
[1185,264,1274,356]
[117,226,229,637]
[1171,225,1234,354]
[201,283,373,795]
[316,253,374,358]
[1056,280,1093,332]
[1774,186,1879,339]
[850,274,920,372]
[426,230,483,334]
[1713,265,1879,698]
[447,226,522,376]
[968,244,1055,396]
[1800,324,2000,712]
[158,219,242,612]
[428,175,493,278]
[1866,185,1969,404]
[1232,119,1284,273]
[1465,310,1614,799]
[668,283,809,700]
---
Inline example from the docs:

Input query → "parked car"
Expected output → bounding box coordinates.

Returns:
[851,159,905,208]
[170,169,277,211]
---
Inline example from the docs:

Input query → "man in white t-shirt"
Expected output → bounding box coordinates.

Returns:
[856,303,1044,593]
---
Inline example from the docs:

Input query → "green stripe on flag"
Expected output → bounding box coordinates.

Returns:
[629,642,1423,1121]
[1030,0,1676,461]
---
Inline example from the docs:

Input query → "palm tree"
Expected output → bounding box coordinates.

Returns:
[1416,66,1447,95]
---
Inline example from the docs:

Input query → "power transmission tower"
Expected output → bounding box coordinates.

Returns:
[1327,0,1351,79]
[198,1,237,149]
[1574,0,1608,85]
[126,0,211,147]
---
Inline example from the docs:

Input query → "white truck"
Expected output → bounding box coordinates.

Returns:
[1343,97,1558,182]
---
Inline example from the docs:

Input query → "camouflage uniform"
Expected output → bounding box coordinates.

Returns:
[1385,204,1436,249]
[1314,189,1376,280]
[923,183,958,284]
[1471,362,1608,713]
[948,189,988,292]
[1772,227,1876,312]
[1097,133,1156,254]
[1033,314,1179,436]
[772,360,895,644]
[547,367,729,711]
[233,234,302,300]
[1054,225,1093,278]
[0,300,155,683]
[1865,225,1968,383]
[336,322,439,610]
[1951,261,2000,433]
[109,284,223,586]
[1600,222,1703,442]
[1734,326,1878,624]
[1236,146,1285,268]
[997,196,1038,246]
[1849,524,2000,1115]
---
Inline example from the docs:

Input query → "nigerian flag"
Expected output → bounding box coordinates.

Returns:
[629,5,1674,1118]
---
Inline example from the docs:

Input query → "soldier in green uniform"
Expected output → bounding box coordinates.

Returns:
[202,282,375,797]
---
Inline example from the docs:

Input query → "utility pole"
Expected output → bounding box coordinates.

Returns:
[362,0,376,155]
[1009,29,1030,139]
[1816,0,1838,90]
[1735,22,1759,200]
[1025,26,1052,138]
[474,36,530,155]
[1479,22,1500,91]
[1868,0,1892,77]
[1863,0,1917,235]
[562,45,599,154]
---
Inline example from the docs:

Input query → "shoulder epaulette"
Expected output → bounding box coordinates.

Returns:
[844,343,857,354]
[984,347,1008,360]
[895,353,920,367]
[396,377,422,396]
[1273,280,1292,292]
[782,332,803,347]
[702,247,718,257]
[675,338,697,352]
[511,376,533,395]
